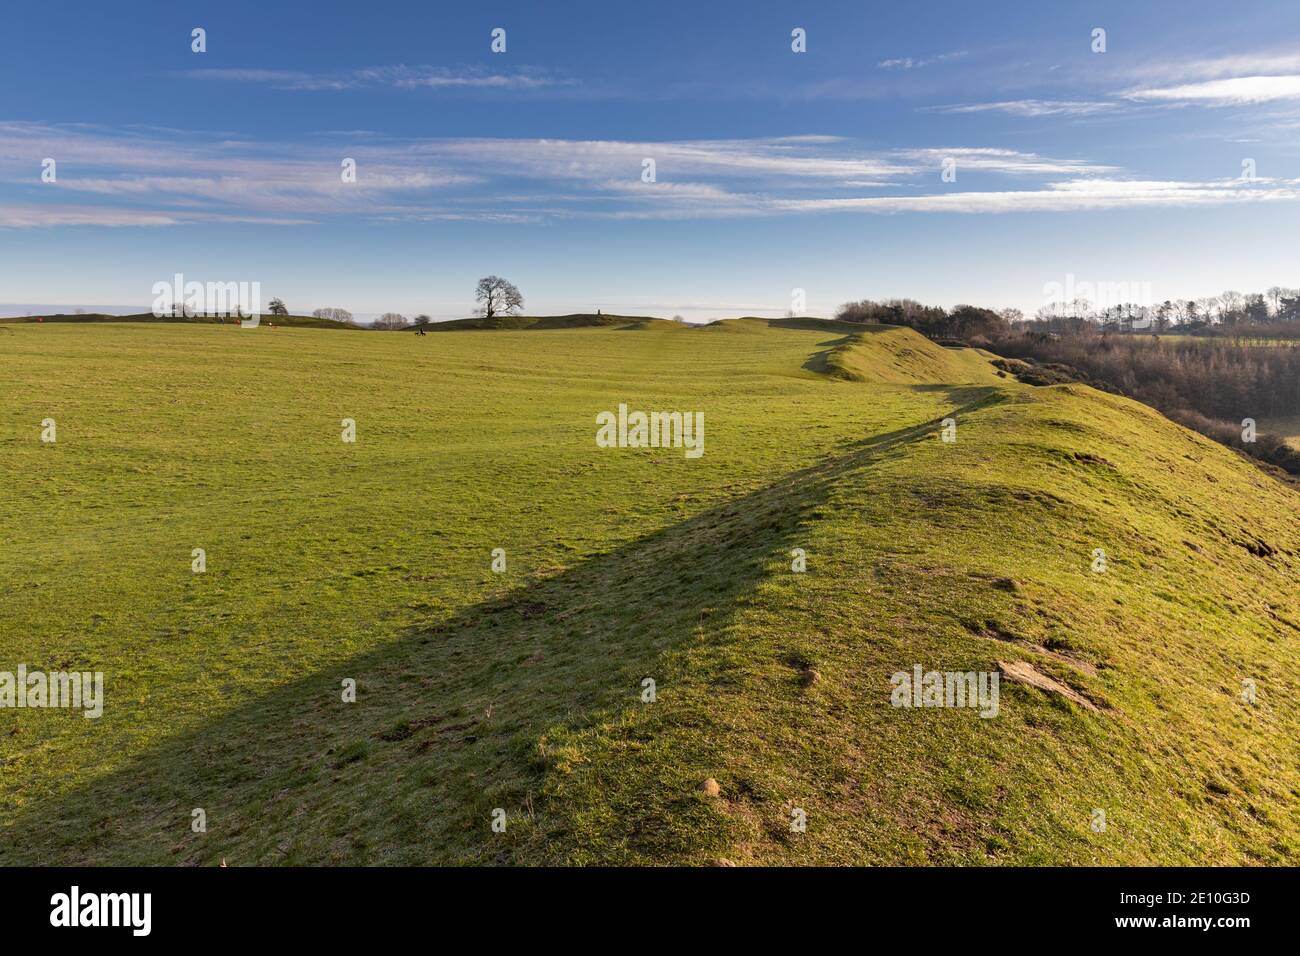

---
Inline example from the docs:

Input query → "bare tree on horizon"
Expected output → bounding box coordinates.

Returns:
[475,276,524,319]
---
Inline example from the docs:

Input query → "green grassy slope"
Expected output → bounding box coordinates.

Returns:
[0,320,1295,865]
[825,323,993,384]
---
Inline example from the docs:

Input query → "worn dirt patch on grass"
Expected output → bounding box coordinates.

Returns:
[997,660,1101,712]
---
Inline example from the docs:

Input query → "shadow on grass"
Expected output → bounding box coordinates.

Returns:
[1,393,1004,866]
[800,335,858,376]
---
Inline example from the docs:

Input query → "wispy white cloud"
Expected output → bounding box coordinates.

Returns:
[403,136,913,182]
[4,121,1296,228]
[769,178,1300,215]
[931,99,1117,117]
[1122,75,1300,106]
[0,204,313,228]
[181,65,568,92]
[878,51,968,70]
[1113,47,1300,108]
[901,148,1117,176]
[0,122,478,219]
[558,177,1300,220]
[927,49,1300,119]
[1124,50,1300,84]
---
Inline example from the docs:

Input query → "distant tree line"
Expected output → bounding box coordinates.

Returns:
[1027,286,1300,337]
[312,307,354,324]
[837,284,1300,342]
[834,298,1019,343]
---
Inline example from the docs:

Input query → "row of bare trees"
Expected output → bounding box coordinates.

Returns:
[996,334,1300,419]
[312,307,353,323]
[1032,287,1300,335]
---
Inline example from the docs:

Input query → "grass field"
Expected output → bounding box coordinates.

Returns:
[1,318,1297,865]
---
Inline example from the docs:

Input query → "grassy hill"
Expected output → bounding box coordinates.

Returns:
[421,312,675,331]
[0,319,1295,865]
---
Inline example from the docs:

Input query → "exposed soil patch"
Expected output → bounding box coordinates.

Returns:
[997,660,1101,712]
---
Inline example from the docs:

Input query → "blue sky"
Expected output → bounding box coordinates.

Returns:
[3,0,1300,321]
